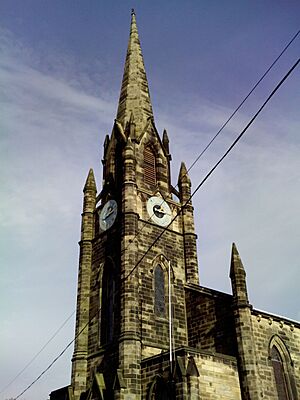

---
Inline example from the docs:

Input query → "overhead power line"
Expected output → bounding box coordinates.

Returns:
[123,56,300,281]
[12,56,299,400]
[0,311,75,396]
[186,29,300,174]
[119,28,300,259]
[14,319,79,400]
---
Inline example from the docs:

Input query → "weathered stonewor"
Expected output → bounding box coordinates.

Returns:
[50,9,300,400]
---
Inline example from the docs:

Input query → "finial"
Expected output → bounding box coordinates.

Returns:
[131,8,135,15]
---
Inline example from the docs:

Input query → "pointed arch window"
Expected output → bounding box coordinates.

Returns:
[100,262,115,344]
[154,265,165,317]
[144,146,156,186]
[271,346,290,400]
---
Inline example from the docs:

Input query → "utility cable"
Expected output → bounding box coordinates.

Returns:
[122,57,300,282]
[186,29,300,173]
[119,28,300,258]
[13,310,82,400]
[12,55,300,400]
[0,311,75,396]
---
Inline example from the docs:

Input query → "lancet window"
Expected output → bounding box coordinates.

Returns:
[271,346,290,400]
[154,265,165,317]
[100,262,115,344]
[269,335,298,400]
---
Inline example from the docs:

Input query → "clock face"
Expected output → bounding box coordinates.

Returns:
[147,196,172,227]
[99,200,118,231]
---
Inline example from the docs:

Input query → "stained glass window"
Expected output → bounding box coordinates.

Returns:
[154,265,165,317]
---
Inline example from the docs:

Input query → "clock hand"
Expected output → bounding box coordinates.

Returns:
[103,209,114,219]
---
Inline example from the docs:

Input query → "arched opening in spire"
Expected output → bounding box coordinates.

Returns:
[144,145,156,186]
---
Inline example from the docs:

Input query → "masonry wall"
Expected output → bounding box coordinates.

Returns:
[82,196,190,391]
[185,285,237,356]
[141,347,242,400]
[86,213,122,389]
[195,351,242,399]
[251,309,300,399]
[138,220,188,356]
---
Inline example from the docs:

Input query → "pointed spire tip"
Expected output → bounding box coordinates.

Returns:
[116,8,153,128]
[163,129,169,141]
[84,168,96,191]
[230,242,249,303]
[179,161,188,178]
[232,242,238,255]
[178,161,191,187]
[230,242,246,277]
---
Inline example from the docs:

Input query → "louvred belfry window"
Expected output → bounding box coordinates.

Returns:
[271,346,290,400]
[144,146,156,186]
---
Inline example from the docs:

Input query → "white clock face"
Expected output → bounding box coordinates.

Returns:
[147,196,172,227]
[99,200,118,231]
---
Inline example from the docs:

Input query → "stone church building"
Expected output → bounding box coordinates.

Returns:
[50,11,299,400]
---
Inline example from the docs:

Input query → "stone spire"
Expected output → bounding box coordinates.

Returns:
[230,242,249,307]
[162,129,170,155]
[229,243,262,399]
[178,162,191,202]
[83,168,97,192]
[116,9,154,131]
[178,162,190,185]
[230,243,245,278]
[72,168,96,399]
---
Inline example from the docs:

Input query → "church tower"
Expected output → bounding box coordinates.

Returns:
[49,10,300,400]
[70,10,199,400]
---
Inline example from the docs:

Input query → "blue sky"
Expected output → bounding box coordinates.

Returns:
[1,1,300,399]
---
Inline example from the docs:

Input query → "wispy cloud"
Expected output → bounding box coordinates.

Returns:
[1,17,299,400]
[156,78,300,322]
[0,29,116,247]
[0,29,116,399]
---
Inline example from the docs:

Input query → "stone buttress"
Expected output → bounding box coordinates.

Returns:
[71,169,97,399]
[230,243,261,400]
